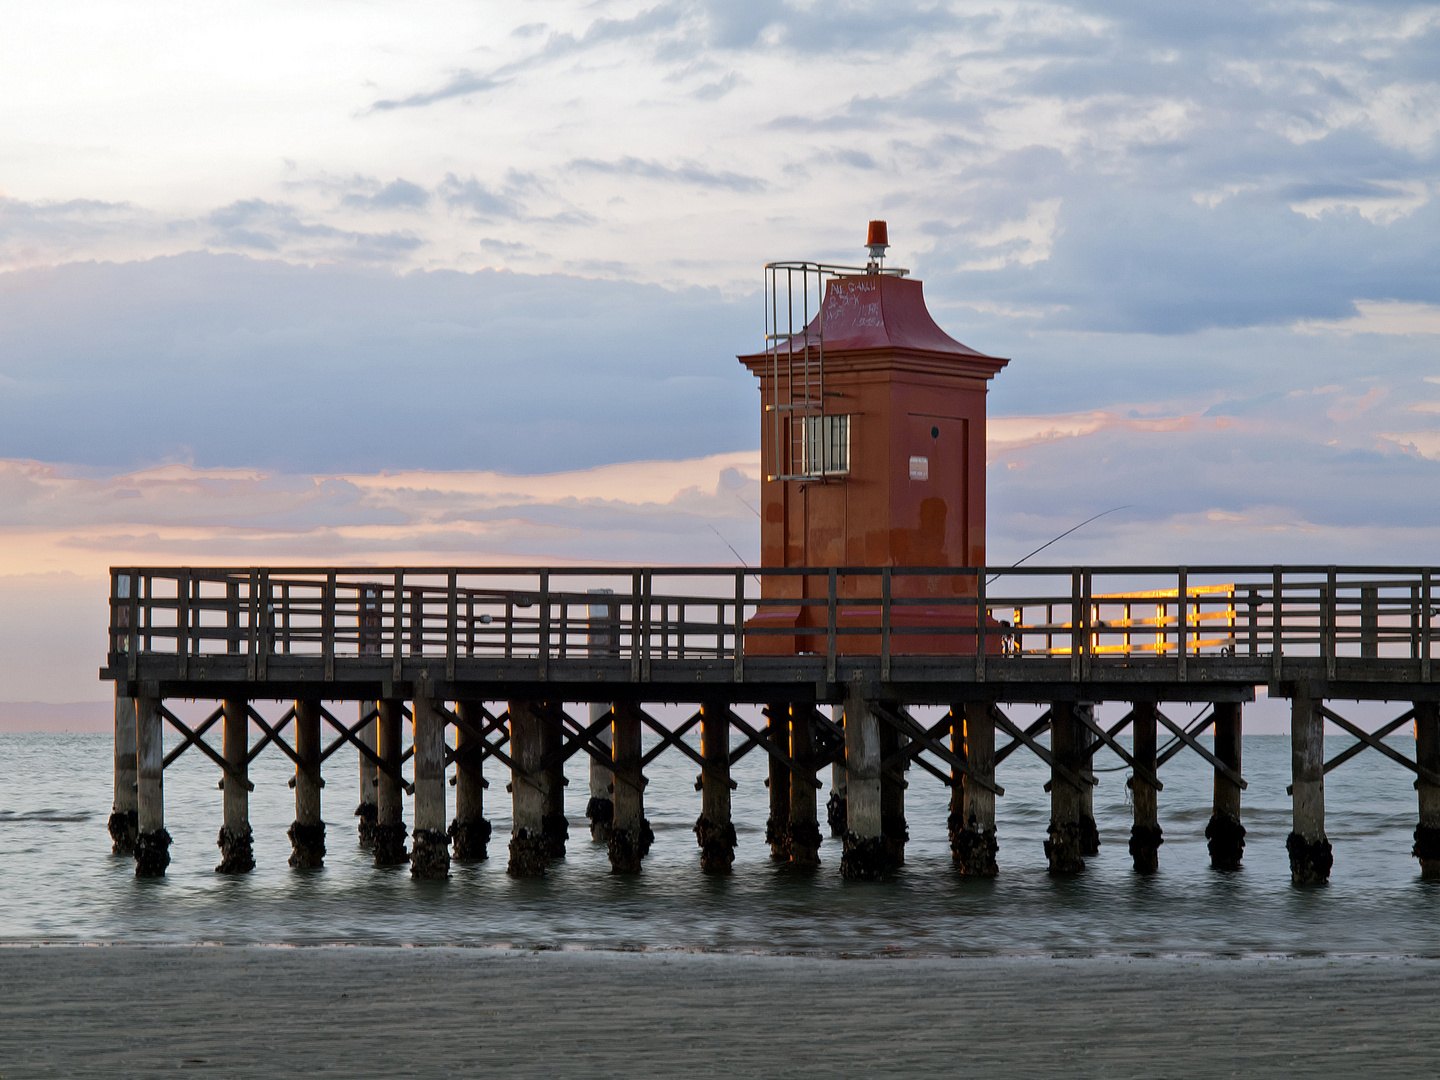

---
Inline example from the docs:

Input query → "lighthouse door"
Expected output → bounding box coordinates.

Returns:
[902,413,969,577]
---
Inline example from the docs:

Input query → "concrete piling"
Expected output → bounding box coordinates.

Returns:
[449,700,492,861]
[826,712,847,838]
[355,701,378,847]
[879,719,908,868]
[1128,701,1162,873]
[287,699,326,868]
[1413,701,1440,878]
[541,705,569,859]
[506,700,548,876]
[1045,701,1086,874]
[1206,701,1245,871]
[950,701,999,876]
[409,693,450,880]
[840,686,887,879]
[216,698,254,874]
[586,702,615,842]
[134,689,170,878]
[1288,685,1332,885]
[608,702,651,873]
[109,692,138,855]
[373,699,409,867]
[764,704,791,860]
[694,702,736,872]
[1076,703,1100,856]
[787,707,822,867]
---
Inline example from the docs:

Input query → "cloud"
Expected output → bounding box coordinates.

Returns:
[569,156,765,192]
[340,179,431,212]
[205,199,422,260]
[1294,300,1440,336]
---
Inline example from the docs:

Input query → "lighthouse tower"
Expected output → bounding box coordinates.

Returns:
[738,222,1009,655]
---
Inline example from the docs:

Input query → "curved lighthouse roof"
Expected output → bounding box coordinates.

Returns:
[812,273,997,358]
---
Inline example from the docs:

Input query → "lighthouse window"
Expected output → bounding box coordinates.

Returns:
[802,414,850,476]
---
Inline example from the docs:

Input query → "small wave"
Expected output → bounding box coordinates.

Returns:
[0,809,92,824]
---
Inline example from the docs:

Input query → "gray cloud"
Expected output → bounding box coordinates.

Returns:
[569,156,765,192]
[205,200,422,260]
[340,179,431,212]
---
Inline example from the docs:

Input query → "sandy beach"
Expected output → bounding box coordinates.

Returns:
[1,946,1436,1077]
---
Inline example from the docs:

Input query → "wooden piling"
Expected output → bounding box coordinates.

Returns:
[288,699,325,868]
[134,689,170,877]
[694,702,735,872]
[109,691,138,855]
[373,699,409,866]
[840,686,886,879]
[608,702,650,873]
[879,718,908,868]
[541,705,568,859]
[1413,701,1440,878]
[450,700,492,861]
[586,702,615,842]
[355,700,378,847]
[1206,701,1245,871]
[765,704,790,860]
[409,693,450,880]
[216,698,254,874]
[1076,703,1100,856]
[1288,685,1332,885]
[1128,701,1162,873]
[1045,701,1086,874]
[506,700,548,876]
[788,707,822,867]
[950,702,999,876]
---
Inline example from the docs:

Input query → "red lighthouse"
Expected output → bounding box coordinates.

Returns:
[738,223,1009,654]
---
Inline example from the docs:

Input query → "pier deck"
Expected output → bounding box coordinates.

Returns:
[98,564,1439,885]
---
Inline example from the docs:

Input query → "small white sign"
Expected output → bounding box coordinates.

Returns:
[909,455,929,481]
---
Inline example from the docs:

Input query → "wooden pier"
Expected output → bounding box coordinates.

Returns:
[101,564,1438,884]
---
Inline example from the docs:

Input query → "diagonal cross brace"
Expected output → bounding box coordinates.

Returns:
[880,712,953,774]
[1322,708,1415,777]
[873,703,1004,797]
[995,708,1051,766]
[635,707,737,791]
[1156,707,1246,789]
[439,703,521,776]
[1075,708,1162,791]
[990,704,1090,791]
[318,704,413,795]
[551,706,619,773]
[725,709,822,790]
[318,705,377,764]
[159,703,253,792]
[1157,708,1215,769]
[246,705,297,766]
[246,704,303,773]
[1319,704,1440,789]
[162,705,223,769]
[444,706,510,773]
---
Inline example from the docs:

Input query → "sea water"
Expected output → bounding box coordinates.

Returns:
[1,718,1436,956]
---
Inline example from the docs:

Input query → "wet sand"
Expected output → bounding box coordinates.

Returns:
[2,946,1437,1077]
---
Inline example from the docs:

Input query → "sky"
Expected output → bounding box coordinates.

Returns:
[1,0,1438,703]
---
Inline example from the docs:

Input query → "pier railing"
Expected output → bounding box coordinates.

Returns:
[107,565,1436,682]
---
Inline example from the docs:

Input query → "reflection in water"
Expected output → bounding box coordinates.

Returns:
[0,729,1435,955]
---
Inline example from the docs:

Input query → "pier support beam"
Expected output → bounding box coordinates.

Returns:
[541,705,568,859]
[1413,701,1440,878]
[879,718,908,868]
[449,700,492,861]
[1046,702,1086,875]
[765,704,790,860]
[216,698,254,874]
[826,710,847,838]
[586,702,614,842]
[1288,686,1332,885]
[410,693,450,880]
[608,703,651,873]
[373,699,409,867]
[355,701,378,847]
[1207,701,1245,871]
[950,702,998,876]
[288,699,325,868]
[1128,701,1162,874]
[841,686,887,879]
[109,691,138,855]
[1076,703,1100,856]
[134,689,170,877]
[788,707,821,867]
[694,702,735,873]
[507,701,548,876]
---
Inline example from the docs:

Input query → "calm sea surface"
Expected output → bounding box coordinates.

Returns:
[1,718,1436,956]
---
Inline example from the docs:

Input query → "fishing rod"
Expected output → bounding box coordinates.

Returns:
[986,504,1133,585]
